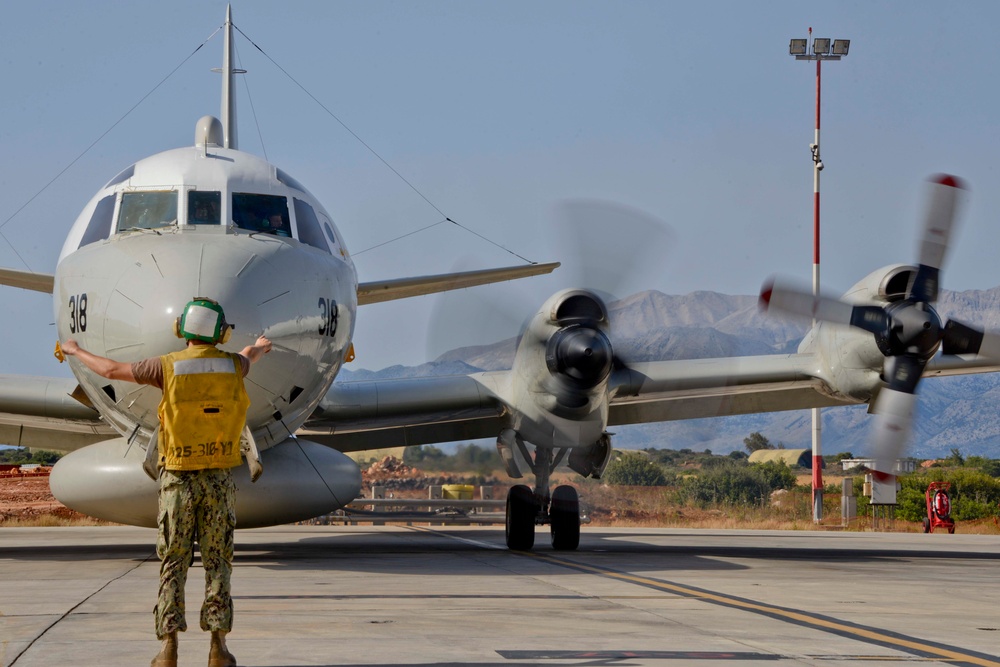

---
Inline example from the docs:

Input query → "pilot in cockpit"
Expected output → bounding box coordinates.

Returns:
[191,201,219,224]
[263,213,291,237]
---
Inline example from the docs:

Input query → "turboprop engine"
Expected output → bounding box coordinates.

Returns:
[763,175,1000,477]
[795,264,920,404]
[504,289,614,451]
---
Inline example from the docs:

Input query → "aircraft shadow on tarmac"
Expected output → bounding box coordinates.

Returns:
[257,663,640,667]
[4,529,998,570]
[0,542,155,562]
[227,529,1000,576]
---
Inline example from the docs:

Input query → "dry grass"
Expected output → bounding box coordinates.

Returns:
[580,481,1000,534]
[4,468,999,534]
[0,514,111,528]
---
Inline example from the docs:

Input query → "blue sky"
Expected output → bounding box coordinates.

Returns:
[2,1,1000,376]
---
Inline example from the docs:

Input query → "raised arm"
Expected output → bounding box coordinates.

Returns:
[61,339,137,382]
[239,336,272,365]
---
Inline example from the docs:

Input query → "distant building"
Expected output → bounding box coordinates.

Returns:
[748,449,821,469]
[840,458,916,474]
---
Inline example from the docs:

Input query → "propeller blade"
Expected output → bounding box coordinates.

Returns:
[870,386,916,479]
[551,199,673,300]
[870,354,924,478]
[760,279,852,323]
[942,319,1000,358]
[759,279,889,335]
[428,201,673,366]
[909,175,966,302]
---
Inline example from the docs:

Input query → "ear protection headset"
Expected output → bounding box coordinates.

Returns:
[173,297,233,344]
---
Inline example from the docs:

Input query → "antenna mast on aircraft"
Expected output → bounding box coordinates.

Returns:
[221,4,240,149]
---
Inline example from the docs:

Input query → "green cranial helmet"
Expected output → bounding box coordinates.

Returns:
[174,297,232,344]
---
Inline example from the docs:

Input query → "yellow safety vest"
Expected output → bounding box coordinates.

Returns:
[158,345,250,471]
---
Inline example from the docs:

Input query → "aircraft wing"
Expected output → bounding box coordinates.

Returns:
[0,261,562,302]
[299,354,848,452]
[607,355,847,425]
[300,373,507,452]
[0,267,55,293]
[300,347,1000,454]
[357,262,559,305]
[923,354,1000,377]
[0,375,115,451]
[2,351,992,456]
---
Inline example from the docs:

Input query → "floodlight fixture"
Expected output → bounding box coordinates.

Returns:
[812,38,831,55]
[789,39,808,55]
[832,39,850,56]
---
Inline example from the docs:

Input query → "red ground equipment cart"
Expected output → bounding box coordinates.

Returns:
[923,482,955,534]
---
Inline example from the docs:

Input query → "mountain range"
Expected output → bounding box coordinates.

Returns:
[339,288,1000,459]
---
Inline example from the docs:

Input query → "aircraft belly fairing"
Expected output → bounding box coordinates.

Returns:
[49,436,361,528]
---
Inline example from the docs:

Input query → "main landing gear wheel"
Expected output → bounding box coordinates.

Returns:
[506,484,537,551]
[550,485,580,551]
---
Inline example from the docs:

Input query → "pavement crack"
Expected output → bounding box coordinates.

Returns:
[8,551,157,665]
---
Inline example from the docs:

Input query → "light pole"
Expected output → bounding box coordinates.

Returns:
[789,30,850,523]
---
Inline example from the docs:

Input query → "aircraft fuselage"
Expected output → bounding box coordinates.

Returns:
[54,138,357,452]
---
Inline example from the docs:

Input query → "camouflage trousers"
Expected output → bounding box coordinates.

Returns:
[154,468,236,639]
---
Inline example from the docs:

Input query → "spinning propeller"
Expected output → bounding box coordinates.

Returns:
[761,175,1000,478]
[427,200,672,372]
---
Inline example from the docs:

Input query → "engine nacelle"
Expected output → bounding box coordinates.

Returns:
[798,264,918,403]
[840,264,916,305]
[50,437,361,528]
[517,289,612,411]
[503,289,612,449]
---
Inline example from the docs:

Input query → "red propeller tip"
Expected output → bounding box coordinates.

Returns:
[871,470,894,483]
[759,285,773,308]
[933,174,964,189]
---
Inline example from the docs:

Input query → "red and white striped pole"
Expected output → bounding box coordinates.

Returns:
[791,30,849,523]
[811,32,824,523]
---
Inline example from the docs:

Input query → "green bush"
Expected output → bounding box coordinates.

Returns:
[678,460,796,507]
[603,452,667,486]
[895,486,927,522]
[0,447,62,465]
[403,445,446,464]
[965,456,1000,478]
[894,468,1000,521]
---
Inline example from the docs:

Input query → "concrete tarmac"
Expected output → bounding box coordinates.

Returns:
[1,525,999,667]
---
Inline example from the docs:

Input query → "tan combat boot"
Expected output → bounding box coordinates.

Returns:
[208,630,237,667]
[150,631,178,667]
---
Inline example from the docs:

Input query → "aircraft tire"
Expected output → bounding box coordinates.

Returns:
[506,484,536,551]
[550,484,580,551]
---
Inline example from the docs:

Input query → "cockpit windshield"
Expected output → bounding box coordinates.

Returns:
[118,191,178,231]
[188,191,221,225]
[233,193,291,237]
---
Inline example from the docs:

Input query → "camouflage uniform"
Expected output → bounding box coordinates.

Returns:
[132,347,250,641]
[154,468,236,638]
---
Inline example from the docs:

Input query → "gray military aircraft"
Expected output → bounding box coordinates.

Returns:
[2,9,1000,551]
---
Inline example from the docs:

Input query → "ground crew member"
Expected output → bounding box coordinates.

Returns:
[62,297,272,667]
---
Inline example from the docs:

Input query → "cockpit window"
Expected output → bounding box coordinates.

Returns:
[232,193,291,237]
[293,198,331,253]
[79,195,116,248]
[188,191,221,225]
[117,191,178,231]
[322,221,337,246]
